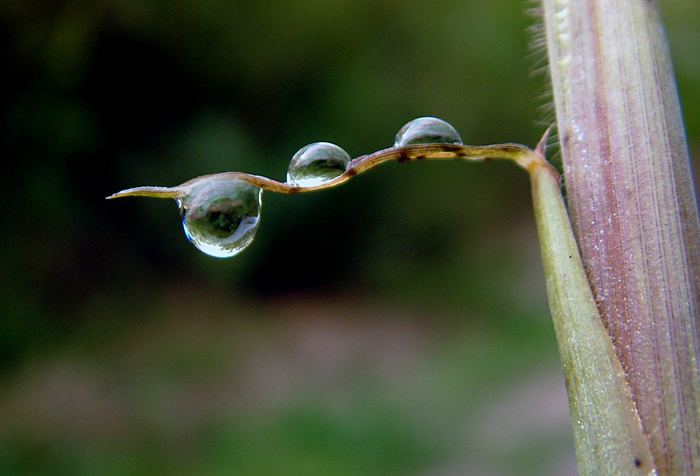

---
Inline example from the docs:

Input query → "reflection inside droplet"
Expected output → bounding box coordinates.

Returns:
[287,142,351,187]
[178,178,262,258]
[394,117,462,147]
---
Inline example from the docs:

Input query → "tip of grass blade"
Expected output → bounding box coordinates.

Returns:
[535,124,555,158]
[106,186,181,200]
[530,124,560,184]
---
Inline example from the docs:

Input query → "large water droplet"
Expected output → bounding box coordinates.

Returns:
[178,178,262,258]
[394,117,462,147]
[287,142,351,187]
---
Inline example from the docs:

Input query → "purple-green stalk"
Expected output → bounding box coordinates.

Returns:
[540,0,700,473]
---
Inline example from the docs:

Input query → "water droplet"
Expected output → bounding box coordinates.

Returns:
[287,142,351,187]
[178,178,262,258]
[394,117,462,147]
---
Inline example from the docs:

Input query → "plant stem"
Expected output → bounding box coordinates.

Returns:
[540,0,700,473]
[106,142,542,198]
[530,143,654,474]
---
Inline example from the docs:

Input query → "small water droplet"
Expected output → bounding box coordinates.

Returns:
[394,117,462,147]
[287,142,351,187]
[178,178,262,258]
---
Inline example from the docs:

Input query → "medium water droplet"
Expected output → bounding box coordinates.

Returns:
[178,178,262,258]
[394,117,462,147]
[287,142,351,187]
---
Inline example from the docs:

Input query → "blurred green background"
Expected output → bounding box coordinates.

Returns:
[0,1,698,475]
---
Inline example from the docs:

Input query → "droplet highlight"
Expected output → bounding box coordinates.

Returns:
[178,178,262,258]
[394,117,462,147]
[287,142,351,187]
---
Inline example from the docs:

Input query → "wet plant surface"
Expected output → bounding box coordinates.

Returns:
[1,0,698,474]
